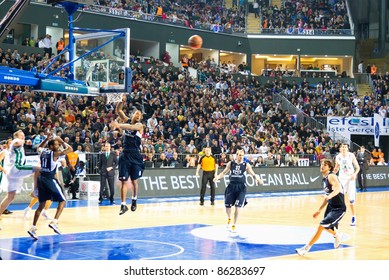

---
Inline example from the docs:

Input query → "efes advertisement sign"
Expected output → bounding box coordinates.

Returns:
[327,116,389,135]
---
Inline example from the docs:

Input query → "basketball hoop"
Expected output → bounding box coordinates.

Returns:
[106,92,124,104]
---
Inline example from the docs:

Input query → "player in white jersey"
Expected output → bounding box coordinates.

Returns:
[334,143,360,226]
[0,130,40,224]
[0,139,11,193]
[0,139,12,229]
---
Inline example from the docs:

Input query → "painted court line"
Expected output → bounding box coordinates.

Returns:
[0,247,49,260]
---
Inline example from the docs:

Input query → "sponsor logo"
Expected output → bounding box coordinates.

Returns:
[64,86,79,91]
[310,175,321,183]
[4,76,20,81]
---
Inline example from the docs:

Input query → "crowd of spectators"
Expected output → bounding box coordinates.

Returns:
[1,37,388,175]
[87,0,246,33]
[260,0,351,35]
[371,70,389,105]
[82,0,353,36]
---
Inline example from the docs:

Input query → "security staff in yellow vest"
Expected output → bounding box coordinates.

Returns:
[196,147,218,206]
[181,54,189,71]
[56,38,65,55]
[65,151,79,199]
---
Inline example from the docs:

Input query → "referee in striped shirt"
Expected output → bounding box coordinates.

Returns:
[196,147,218,206]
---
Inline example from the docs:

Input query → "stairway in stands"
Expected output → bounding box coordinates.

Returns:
[357,83,372,98]
[356,39,389,100]
[246,13,260,33]
[358,39,389,72]
[225,0,233,9]
[271,0,283,9]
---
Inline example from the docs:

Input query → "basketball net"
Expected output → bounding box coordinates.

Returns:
[106,92,124,104]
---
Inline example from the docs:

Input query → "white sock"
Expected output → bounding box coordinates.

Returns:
[132,197,137,200]
[121,202,126,205]
[53,219,58,224]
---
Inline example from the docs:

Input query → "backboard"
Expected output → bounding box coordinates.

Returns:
[73,28,130,90]
[0,3,131,99]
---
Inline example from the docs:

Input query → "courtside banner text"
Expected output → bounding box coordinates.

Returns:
[137,167,322,197]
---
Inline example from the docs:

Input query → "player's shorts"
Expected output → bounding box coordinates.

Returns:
[339,178,356,203]
[6,165,35,193]
[224,183,246,208]
[320,206,346,229]
[38,175,66,203]
[118,152,145,181]
[0,171,8,192]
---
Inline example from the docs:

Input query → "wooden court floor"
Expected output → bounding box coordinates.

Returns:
[0,190,388,260]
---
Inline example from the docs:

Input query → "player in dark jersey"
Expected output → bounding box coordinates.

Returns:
[296,158,347,256]
[111,100,144,215]
[27,136,73,240]
[214,149,263,233]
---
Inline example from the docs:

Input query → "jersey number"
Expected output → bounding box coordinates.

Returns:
[41,158,48,168]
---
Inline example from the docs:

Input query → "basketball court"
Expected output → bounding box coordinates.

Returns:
[0,4,388,279]
[1,188,388,260]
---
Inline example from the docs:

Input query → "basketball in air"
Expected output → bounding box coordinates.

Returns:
[188,35,203,49]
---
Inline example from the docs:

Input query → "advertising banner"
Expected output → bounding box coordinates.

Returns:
[327,116,389,136]
[79,181,100,201]
[136,167,323,197]
[365,166,389,185]
[4,166,388,203]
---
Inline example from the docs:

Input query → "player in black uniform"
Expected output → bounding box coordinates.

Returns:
[296,158,346,256]
[111,100,144,215]
[214,149,263,233]
[27,137,73,240]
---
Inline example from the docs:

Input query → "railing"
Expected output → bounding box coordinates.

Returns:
[81,152,336,176]
[83,5,245,34]
[353,73,371,84]
[273,92,360,151]
[345,0,355,35]
[259,28,354,36]
[30,1,354,36]
[244,0,249,34]
[368,74,377,100]
[273,92,326,131]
